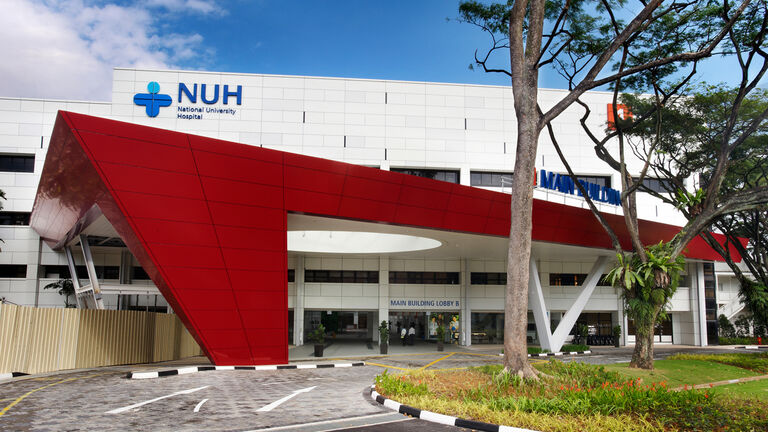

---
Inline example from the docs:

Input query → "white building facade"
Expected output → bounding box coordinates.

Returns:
[0,68,738,348]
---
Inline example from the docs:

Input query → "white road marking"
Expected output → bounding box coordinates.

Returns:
[105,386,209,414]
[256,386,316,412]
[243,412,407,431]
[193,398,209,412]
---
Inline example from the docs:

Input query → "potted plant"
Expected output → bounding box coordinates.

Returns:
[378,320,389,354]
[436,324,445,351]
[308,324,326,357]
[577,323,590,345]
[613,324,622,347]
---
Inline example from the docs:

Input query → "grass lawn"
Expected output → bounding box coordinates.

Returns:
[603,359,760,387]
[715,379,768,401]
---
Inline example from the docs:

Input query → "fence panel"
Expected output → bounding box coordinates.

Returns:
[0,304,202,374]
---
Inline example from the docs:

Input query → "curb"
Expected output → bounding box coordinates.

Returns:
[497,350,592,358]
[127,362,365,379]
[740,346,768,350]
[370,385,539,432]
[0,372,29,380]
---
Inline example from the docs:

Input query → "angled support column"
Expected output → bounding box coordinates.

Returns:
[64,246,83,309]
[550,256,609,352]
[78,235,104,309]
[528,256,553,350]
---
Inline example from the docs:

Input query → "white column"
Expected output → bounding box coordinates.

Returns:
[549,256,609,352]
[459,167,471,186]
[377,256,389,343]
[695,262,708,346]
[617,297,625,346]
[461,259,471,346]
[528,256,553,350]
[293,256,305,346]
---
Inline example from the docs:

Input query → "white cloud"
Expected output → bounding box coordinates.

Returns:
[143,0,224,16]
[0,0,218,101]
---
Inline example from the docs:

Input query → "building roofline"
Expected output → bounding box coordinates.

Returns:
[112,66,622,96]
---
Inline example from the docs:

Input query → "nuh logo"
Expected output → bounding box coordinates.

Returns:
[134,82,172,117]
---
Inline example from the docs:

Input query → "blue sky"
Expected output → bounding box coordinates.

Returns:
[0,0,754,101]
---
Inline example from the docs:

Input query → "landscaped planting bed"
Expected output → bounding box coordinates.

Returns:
[374,360,768,431]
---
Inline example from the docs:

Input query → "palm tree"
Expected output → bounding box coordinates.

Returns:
[44,279,76,308]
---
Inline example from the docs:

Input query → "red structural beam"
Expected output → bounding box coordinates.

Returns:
[30,112,743,365]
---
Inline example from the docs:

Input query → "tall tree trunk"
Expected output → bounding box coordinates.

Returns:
[630,306,661,369]
[630,326,656,369]
[503,0,545,378]
[504,122,540,378]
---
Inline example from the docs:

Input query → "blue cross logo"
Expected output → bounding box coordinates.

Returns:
[134,82,172,117]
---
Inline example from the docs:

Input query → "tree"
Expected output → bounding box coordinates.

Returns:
[460,0,754,374]
[575,1,768,367]
[711,209,768,330]
[622,85,768,336]
[44,279,76,308]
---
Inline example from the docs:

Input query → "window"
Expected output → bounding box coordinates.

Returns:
[42,265,119,279]
[632,177,675,193]
[471,272,506,285]
[132,267,151,280]
[574,313,614,336]
[390,168,460,184]
[0,264,26,278]
[304,270,379,283]
[0,155,34,173]
[388,271,460,284]
[126,305,168,313]
[288,269,295,283]
[470,171,513,187]
[0,212,31,226]
[549,273,588,286]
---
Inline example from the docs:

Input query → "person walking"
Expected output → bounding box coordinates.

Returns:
[400,325,407,346]
[408,323,415,346]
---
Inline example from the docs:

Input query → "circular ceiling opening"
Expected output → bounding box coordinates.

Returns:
[287,231,441,254]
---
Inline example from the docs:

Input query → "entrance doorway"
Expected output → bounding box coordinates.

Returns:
[389,311,459,344]
[304,310,374,342]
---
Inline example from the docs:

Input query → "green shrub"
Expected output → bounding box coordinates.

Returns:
[718,314,736,338]
[375,369,430,397]
[717,336,760,345]
[561,343,590,352]
[538,360,623,388]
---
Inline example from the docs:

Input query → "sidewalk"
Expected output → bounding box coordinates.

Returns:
[289,339,491,361]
